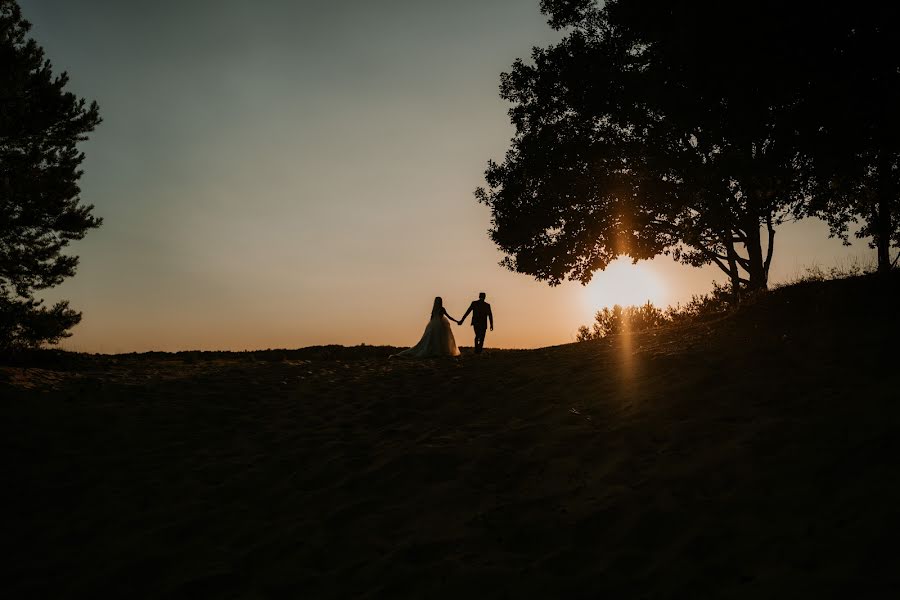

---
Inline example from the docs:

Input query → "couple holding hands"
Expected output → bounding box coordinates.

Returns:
[395,293,494,358]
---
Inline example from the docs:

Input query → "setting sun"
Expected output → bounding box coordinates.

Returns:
[584,258,668,310]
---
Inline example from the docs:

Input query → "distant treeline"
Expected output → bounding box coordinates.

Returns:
[0,344,402,368]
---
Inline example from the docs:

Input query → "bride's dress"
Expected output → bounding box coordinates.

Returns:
[396,310,460,358]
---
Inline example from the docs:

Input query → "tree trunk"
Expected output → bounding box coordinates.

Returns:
[875,151,894,274]
[725,236,741,302]
[745,219,767,291]
[763,213,776,280]
[875,197,891,273]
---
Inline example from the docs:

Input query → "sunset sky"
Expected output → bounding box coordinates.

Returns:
[25,0,875,352]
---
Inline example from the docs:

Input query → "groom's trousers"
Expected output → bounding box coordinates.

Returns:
[473,326,487,354]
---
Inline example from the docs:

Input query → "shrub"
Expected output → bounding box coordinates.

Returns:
[576,282,734,341]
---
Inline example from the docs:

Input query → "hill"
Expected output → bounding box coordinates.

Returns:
[3,273,899,598]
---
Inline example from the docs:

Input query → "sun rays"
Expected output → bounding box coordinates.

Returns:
[584,258,668,312]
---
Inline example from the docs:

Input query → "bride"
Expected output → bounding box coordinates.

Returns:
[394,297,461,358]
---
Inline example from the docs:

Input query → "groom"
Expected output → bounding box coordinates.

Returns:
[459,292,493,354]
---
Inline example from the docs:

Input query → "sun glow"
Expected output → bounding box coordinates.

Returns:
[584,258,668,310]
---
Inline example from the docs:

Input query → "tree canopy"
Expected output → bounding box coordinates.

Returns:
[796,8,900,272]
[477,0,900,292]
[1,0,102,350]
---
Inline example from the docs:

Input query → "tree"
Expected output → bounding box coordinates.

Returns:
[1,0,102,350]
[797,9,900,273]
[476,1,856,295]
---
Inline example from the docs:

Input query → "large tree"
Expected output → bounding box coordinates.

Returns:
[477,1,862,294]
[798,9,900,273]
[1,0,102,350]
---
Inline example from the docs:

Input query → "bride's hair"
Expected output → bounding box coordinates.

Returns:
[431,296,443,318]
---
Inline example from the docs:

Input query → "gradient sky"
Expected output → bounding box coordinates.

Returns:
[23,0,875,352]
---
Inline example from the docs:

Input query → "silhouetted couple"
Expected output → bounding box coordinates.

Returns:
[395,293,494,358]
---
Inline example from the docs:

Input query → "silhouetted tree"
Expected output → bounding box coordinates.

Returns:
[477,1,861,295]
[796,10,900,272]
[1,0,101,350]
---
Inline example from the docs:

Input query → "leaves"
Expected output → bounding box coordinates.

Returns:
[478,1,899,291]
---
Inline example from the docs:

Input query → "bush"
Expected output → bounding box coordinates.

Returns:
[576,281,735,341]
[576,303,668,341]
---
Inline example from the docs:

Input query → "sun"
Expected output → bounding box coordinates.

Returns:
[584,258,668,310]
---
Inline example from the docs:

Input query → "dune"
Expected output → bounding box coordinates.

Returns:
[3,273,899,598]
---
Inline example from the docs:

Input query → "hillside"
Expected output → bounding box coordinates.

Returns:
[3,273,899,598]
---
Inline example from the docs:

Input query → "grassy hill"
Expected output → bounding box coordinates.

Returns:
[3,273,899,598]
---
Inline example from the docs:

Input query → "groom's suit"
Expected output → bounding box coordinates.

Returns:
[461,299,493,354]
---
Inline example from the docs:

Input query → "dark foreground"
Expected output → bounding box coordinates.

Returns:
[4,274,900,598]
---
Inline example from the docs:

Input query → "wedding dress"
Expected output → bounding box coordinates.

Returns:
[395,308,461,358]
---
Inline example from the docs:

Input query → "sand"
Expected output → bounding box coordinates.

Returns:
[3,274,900,598]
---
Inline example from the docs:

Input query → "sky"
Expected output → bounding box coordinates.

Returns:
[22,0,876,352]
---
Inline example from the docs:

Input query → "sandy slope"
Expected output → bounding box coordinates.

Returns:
[3,274,899,598]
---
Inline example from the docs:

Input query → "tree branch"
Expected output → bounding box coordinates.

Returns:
[698,247,736,279]
[708,253,733,277]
